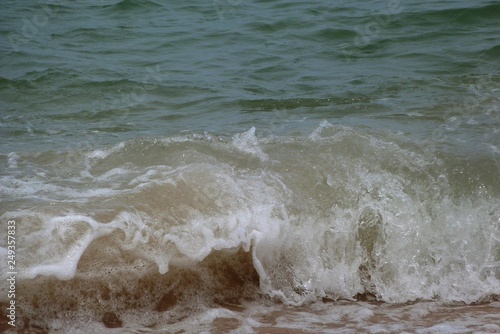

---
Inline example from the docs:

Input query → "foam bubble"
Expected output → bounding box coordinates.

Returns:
[21,215,117,280]
[232,126,269,161]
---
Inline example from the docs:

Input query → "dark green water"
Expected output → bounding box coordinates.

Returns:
[1,0,499,152]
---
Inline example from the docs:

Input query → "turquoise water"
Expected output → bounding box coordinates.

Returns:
[1,0,499,152]
[1,0,500,332]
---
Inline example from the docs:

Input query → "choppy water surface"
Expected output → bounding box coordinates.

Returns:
[1,0,499,332]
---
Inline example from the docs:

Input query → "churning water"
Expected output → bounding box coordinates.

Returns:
[1,0,499,332]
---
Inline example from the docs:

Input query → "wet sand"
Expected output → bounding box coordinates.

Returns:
[2,299,499,333]
[166,300,500,334]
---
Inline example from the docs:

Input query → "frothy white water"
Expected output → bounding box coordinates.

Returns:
[0,123,499,331]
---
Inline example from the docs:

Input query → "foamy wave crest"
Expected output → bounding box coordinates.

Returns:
[0,124,499,330]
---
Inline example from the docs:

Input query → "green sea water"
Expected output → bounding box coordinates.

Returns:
[1,0,499,332]
[1,0,498,152]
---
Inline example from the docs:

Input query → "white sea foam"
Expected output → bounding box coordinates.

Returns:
[232,126,269,161]
[2,125,499,303]
[0,125,498,332]
[7,152,19,168]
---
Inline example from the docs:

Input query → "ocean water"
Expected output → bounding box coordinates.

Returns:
[1,0,499,333]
